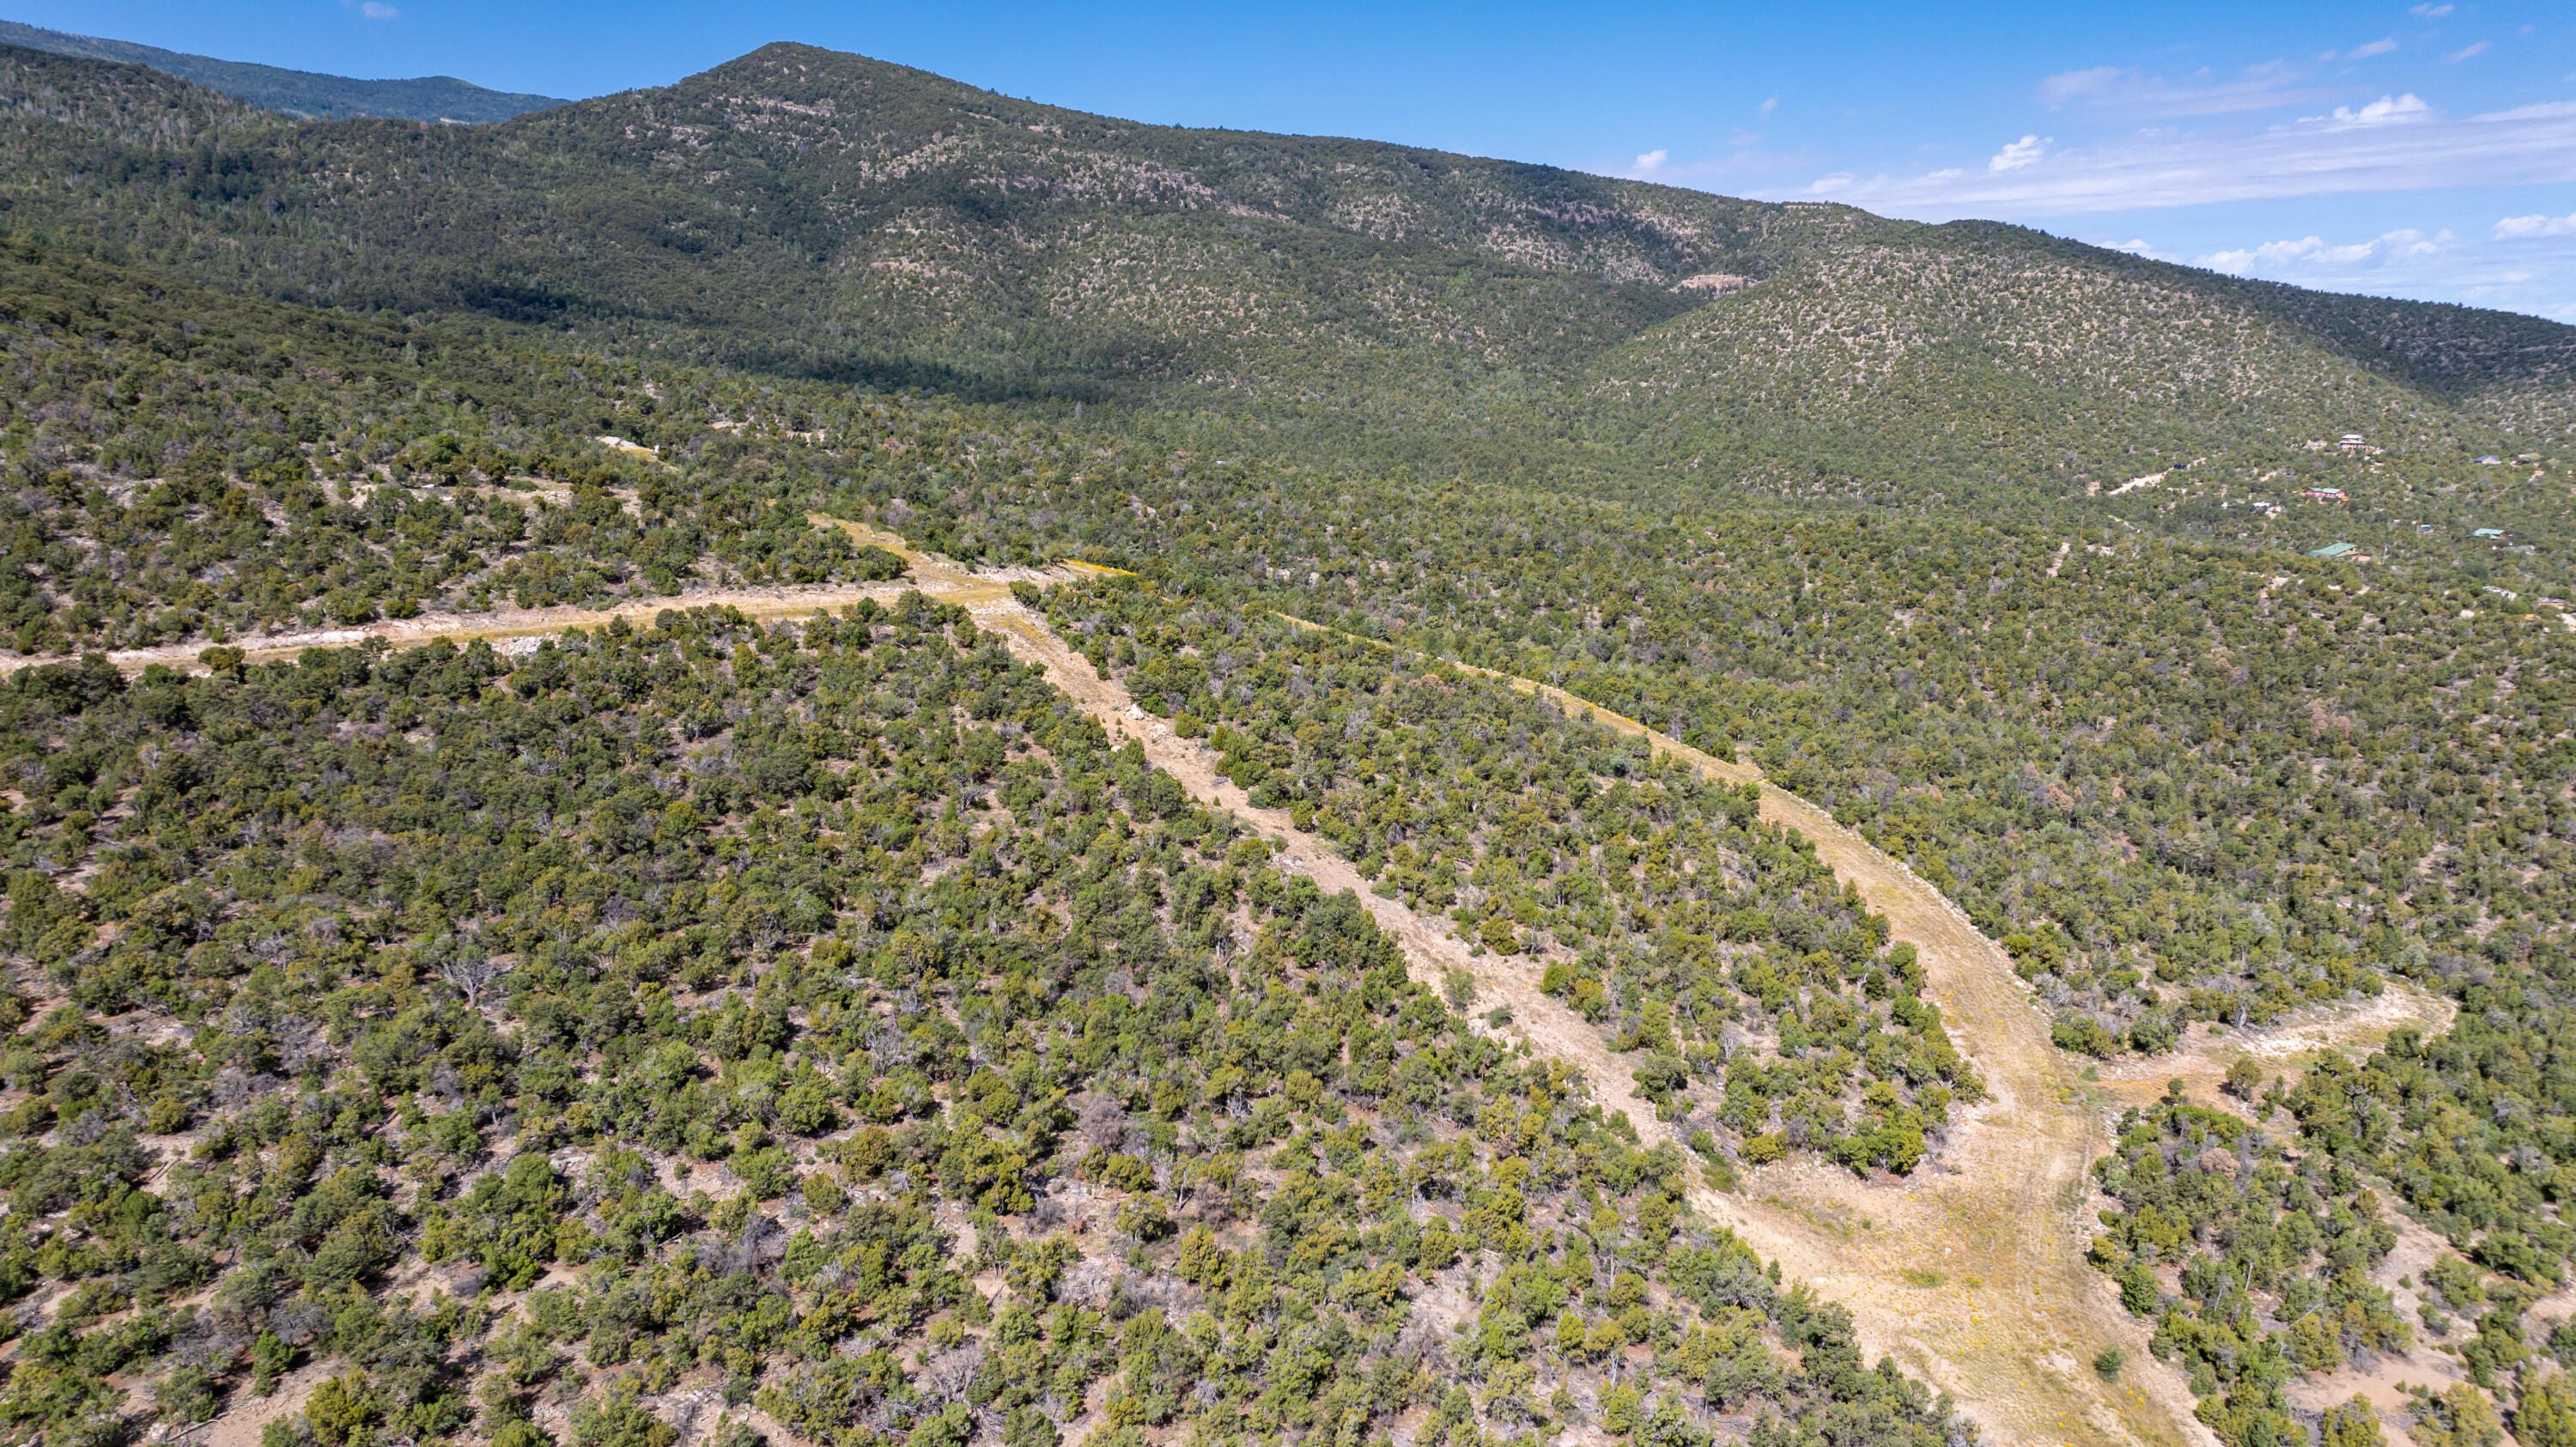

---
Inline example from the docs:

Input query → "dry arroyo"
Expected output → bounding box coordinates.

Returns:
[13,527,2279,1447]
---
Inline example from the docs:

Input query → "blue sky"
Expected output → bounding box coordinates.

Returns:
[14,0,2576,319]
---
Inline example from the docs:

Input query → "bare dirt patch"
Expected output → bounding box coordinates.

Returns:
[2093,988,2454,1111]
[204,1358,343,1447]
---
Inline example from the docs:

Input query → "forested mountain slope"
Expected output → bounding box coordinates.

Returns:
[1592,223,2576,497]
[0,21,565,122]
[0,40,1759,409]
[0,40,2569,494]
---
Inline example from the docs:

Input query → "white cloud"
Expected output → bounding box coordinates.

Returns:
[357,0,399,15]
[2037,61,2335,117]
[2496,212,2576,238]
[2410,3,2453,15]
[2327,93,2432,125]
[1769,96,2576,216]
[1990,134,2050,171]
[2160,222,2576,317]
[2199,228,2451,276]
[1631,149,1668,174]
[2343,38,2398,59]
[1758,95,1777,120]
[2447,40,2490,61]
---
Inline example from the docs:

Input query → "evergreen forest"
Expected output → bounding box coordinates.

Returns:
[0,32,2573,1447]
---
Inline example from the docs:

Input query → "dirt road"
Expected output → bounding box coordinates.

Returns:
[0,515,1040,678]
[1023,612,2209,1447]
[0,581,927,677]
[21,528,2257,1447]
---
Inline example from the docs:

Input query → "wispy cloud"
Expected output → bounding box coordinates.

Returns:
[1989,135,2049,171]
[1785,95,2576,216]
[1757,95,1777,121]
[2107,221,2576,318]
[2037,60,2336,117]
[2410,3,2452,15]
[2341,38,2398,60]
[1631,148,1668,175]
[2447,40,2490,61]
[2496,212,2576,239]
[2326,93,2432,124]
[2198,228,2451,276]
[355,0,399,15]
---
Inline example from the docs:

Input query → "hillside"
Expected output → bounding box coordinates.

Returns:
[3,33,2576,1447]
[1589,221,2576,503]
[0,19,564,121]
[0,39,2568,497]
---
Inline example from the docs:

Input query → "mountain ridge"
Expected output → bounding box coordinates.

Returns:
[3,35,2567,430]
[0,16,564,122]
[0,34,2568,525]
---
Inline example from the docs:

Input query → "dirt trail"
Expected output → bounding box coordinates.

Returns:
[2093,990,2453,1113]
[58,527,2379,1447]
[1247,627,2448,1447]
[1138,620,2214,1447]
[0,516,1035,678]
[0,582,925,678]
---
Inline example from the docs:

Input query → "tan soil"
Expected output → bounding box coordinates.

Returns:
[2093,988,2455,1113]
[1249,625,2216,1447]
[2087,988,2461,1447]
[203,1358,342,1447]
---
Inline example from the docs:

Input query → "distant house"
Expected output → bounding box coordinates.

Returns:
[2474,527,2507,538]
[2339,435,2366,450]
[2301,487,2348,502]
[2312,542,2358,558]
[2476,455,2503,465]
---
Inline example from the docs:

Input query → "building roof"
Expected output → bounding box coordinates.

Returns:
[2312,542,2358,557]
[2474,527,2506,538]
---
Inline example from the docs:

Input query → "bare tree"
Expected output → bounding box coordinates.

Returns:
[440,951,511,1010]
[1077,1092,1132,1154]
[920,1344,985,1404]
